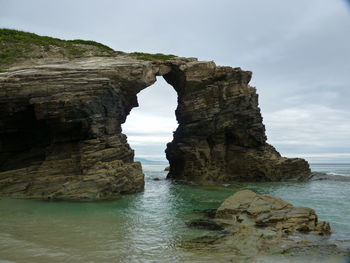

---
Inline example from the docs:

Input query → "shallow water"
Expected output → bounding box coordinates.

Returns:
[0,164,349,262]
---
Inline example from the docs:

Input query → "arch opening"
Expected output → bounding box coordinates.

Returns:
[122,76,178,164]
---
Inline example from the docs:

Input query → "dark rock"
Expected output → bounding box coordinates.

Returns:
[152,178,161,181]
[193,208,217,218]
[180,235,223,250]
[186,218,224,231]
[164,166,170,171]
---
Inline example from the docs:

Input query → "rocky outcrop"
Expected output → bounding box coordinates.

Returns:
[185,190,347,258]
[0,53,311,200]
[215,190,330,235]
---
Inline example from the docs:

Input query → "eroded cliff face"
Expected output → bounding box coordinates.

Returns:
[0,54,310,200]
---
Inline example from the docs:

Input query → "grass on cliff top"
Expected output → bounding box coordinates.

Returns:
[0,28,114,70]
[130,52,177,62]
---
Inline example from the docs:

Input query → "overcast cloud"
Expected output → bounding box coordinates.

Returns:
[1,0,349,162]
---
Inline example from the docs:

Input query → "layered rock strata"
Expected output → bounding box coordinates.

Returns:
[0,54,310,200]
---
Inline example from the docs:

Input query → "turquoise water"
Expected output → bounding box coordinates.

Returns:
[0,164,349,262]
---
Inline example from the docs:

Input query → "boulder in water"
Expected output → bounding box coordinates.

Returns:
[216,189,330,235]
[184,190,348,259]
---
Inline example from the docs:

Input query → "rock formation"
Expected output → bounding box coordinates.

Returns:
[185,190,347,258]
[0,50,311,200]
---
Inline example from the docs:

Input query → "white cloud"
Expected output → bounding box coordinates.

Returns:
[123,112,177,135]
[126,135,173,146]
[264,105,350,155]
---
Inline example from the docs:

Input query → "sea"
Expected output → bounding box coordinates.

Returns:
[0,163,349,263]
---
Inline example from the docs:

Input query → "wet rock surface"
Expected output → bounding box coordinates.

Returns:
[0,54,311,200]
[185,190,348,258]
[186,218,224,231]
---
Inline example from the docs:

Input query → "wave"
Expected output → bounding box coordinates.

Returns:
[327,172,350,177]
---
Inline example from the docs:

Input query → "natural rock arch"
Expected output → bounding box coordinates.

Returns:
[0,55,310,200]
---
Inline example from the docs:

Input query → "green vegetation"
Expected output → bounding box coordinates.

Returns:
[0,28,114,70]
[67,39,113,51]
[130,52,176,62]
[0,29,178,72]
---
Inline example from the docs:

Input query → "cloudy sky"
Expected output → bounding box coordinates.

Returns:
[1,0,349,162]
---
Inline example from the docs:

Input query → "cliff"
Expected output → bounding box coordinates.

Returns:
[0,30,310,200]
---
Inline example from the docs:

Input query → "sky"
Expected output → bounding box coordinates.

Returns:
[1,0,349,163]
